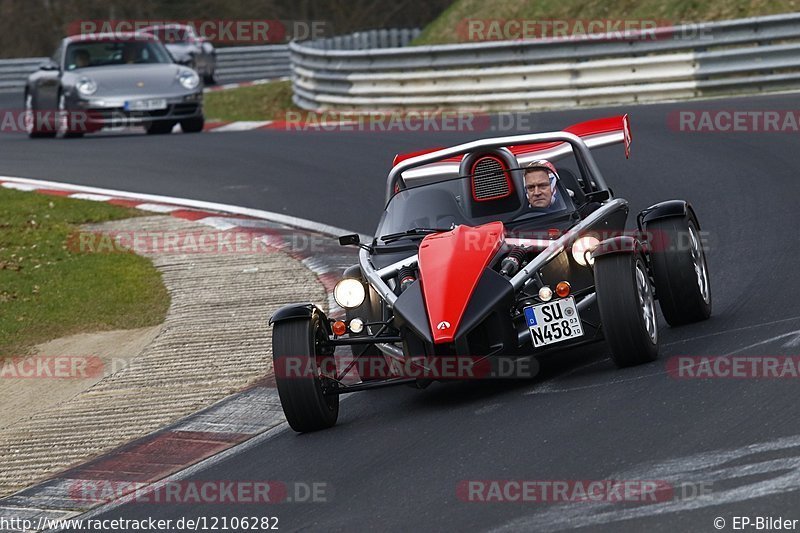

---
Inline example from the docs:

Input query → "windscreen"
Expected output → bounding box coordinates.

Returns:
[64,40,172,70]
[148,27,192,43]
[376,172,577,240]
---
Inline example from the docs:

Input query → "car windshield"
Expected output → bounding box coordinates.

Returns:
[64,40,172,70]
[376,164,580,241]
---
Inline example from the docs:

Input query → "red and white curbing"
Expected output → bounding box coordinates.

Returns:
[204,120,276,132]
[202,118,361,133]
[0,176,362,530]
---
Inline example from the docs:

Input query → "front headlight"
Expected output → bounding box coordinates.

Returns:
[76,77,97,96]
[333,279,366,309]
[571,235,601,267]
[178,70,200,90]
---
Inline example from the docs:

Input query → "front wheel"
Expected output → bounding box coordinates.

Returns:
[273,315,339,432]
[180,116,205,133]
[58,93,84,138]
[145,121,175,135]
[595,252,659,368]
[25,92,56,139]
[646,213,712,326]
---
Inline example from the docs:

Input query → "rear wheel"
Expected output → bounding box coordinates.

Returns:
[273,315,339,432]
[595,252,659,367]
[646,214,712,326]
[145,121,175,135]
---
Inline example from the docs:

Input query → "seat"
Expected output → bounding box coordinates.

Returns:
[555,167,586,206]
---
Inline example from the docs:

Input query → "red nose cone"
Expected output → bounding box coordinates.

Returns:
[418,222,504,344]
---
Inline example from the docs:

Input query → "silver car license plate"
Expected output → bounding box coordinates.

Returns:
[125,99,168,111]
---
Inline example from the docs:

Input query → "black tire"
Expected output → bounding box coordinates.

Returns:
[646,214,712,326]
[25,92,56,139]
[180,116,205,133]
[594,252,659,367]
[273,315,339,432]
[57,92,86,138]
[203,73,216,85]
[145,121,175,135]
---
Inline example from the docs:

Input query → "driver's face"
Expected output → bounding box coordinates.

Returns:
[122,45,136,63]
[525,170,552,208]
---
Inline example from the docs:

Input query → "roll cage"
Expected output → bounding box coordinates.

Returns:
[361,123,631,310]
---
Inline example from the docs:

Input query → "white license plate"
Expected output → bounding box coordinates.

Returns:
[124,99,168,111]
[524,297,584,348]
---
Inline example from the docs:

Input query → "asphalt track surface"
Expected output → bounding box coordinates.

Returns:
[4,91,800,531]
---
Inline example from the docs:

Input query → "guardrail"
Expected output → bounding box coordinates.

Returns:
[302,28,421,50]
[0,58,47,94]
[214,44,290,82]
[0,45,292,94]
[289,14,800,111]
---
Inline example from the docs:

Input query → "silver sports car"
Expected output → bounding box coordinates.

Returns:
[142,24,216,85]
[25,32,205,138]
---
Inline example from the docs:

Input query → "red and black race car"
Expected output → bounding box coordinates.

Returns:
[270,115,711,432]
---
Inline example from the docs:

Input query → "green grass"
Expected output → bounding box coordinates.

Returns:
[204,80,299,122]
[413,0,800,45]
[0,188,169,356]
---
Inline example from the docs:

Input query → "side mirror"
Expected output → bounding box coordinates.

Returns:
[577,190,611,218]
[338,234,360,246]
[583,190,610,204]
[39,61,60,71]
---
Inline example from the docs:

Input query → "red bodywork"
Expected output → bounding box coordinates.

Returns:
[417,222,504,344]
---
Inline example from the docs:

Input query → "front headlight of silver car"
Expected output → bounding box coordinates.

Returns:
[178,70,200,90]
[76,77,97,97]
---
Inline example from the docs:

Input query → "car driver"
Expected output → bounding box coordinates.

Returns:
[121,44,139,64]
[73,49,90,69]
[524,159,559,209]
